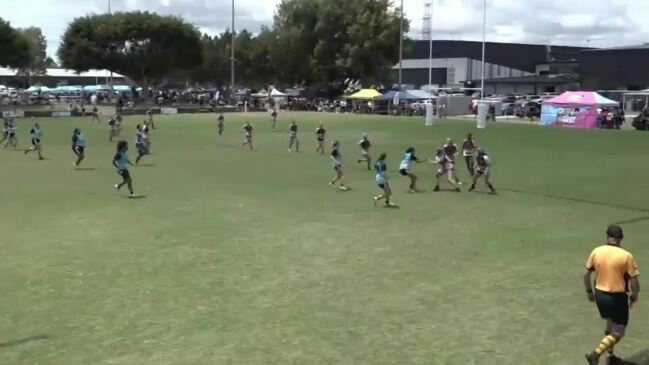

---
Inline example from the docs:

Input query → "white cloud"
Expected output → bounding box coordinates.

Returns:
[1,0,648,59]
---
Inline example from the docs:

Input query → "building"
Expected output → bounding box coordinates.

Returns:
[0,68,126,88]
[393,40,586,94]
[580,45,649,90]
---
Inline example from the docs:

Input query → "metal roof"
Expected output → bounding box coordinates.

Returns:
[0,68,124,78]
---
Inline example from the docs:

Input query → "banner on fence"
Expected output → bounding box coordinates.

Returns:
[52,111,72,117]
[161,107,178,115]
[2,110,25,118]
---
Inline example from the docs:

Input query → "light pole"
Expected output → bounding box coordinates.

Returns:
[398,0,404,91]
[108,0,113,91]
[480,0,486,101]
[427,0,433,88]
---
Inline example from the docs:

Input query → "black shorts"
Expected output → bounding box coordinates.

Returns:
[595,289,629,326]
[9,133,15,138]
[118,169,131,180]
[32,138,40,145]
[399,168,409,176]
[75,146,85,154]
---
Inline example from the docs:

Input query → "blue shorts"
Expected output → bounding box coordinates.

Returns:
[136,143,147,155]
[32,138,40,145]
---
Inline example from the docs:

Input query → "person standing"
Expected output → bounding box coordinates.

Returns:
[468,149,495,193]
[462,133,477,176]
[288,120,300,152]
[217,113,224,136]
[271,109,278,129]
[315,122,326,155]
[91,105,100,123]
[583,225,640,365]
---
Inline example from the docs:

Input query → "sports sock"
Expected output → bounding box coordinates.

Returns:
[595,335,618,356]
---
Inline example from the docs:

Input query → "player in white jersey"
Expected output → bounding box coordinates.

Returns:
[431,148,461,192]
[399,147,423,193]
[134,125,149,164]
[469,149,496,193]
[357,133,372,170]
[329,140,348,190]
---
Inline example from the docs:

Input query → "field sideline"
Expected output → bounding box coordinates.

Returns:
[0,111,648,365]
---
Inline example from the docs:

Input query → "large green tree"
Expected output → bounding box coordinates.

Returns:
[18,27,48,75]
[0,18,30,68]
[271,0,407,85]
[58,11,203,88]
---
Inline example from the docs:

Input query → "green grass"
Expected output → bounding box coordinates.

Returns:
[0,112,648,365]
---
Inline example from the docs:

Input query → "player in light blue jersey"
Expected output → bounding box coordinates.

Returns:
[373,153,395,207]
[113,140,135,196]
[72,128,86,167]
[329,140,348,191]
[24,122,43,160]
[399,147,423,193]
[134,125,148,164]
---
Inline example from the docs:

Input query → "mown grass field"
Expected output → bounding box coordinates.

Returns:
[0,111,648,365]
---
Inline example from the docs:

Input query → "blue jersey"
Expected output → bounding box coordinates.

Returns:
[375,160,387,184]
[135,131,145,144]
[31,127,42,140]
[399,152,417,170]
[73,132,86,147]
[114,151,129,170]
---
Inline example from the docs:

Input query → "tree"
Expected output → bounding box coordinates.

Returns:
[0,18,30,68]
[58,11,203,89]
[18,27,48,75]
[271,0,407,85]
[44,56,58,68]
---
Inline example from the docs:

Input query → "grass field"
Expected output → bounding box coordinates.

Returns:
[0,111,648,365]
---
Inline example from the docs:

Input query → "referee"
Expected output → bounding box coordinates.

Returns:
[584,225,640,365]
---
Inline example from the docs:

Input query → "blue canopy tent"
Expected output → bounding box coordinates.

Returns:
[52,85,82,93]
[112,85,131,92]
[377,90,432,101]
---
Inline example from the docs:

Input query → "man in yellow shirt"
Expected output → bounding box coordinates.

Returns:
[583,225,640,365]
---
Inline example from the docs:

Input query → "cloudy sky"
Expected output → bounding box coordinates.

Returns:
[2,0,649,59]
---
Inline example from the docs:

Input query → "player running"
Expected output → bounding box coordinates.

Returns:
[357,133,372,170]
[329,140,348,191]
[91,105,100,123]
[443,138,463,185]
[432,147,461,192]
[217,113,224,135]
[3,118,18,149]
[72,128,86,167]
[142,121,152,153]
[24,122,43,160]
[469,149,496,193]
[373,153,395,207]
[462,133,477,176]
[288,120,300,152]
[399,147,424,193]
[315,122,326,155]
[134,125,149,164]
[113,140,135,196]
[242,121,254,151]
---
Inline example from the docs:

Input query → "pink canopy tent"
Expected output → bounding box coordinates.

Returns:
[541,91,618,128]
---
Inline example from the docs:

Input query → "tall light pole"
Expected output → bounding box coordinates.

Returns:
[480,0,487,101]
[427,1,433,88]
[230,0,235,102]
[397,0,404,91]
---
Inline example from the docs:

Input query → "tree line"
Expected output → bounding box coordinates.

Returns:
[0,0,408,89]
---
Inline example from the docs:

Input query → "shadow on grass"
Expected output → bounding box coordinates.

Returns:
[0,334,50,348]
[123,194,147,199]
[136,163,156,167]
[501,187,649,213]
[619,349,649,365]
[75,167,96,171]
